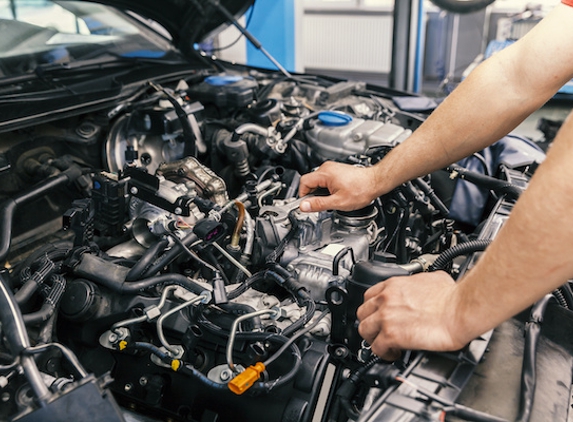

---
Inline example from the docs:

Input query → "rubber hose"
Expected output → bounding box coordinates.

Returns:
[0,167,82,263]
[227,270,264,300]
[430,239,492,271]
[447,164,522,200]
[74,253,205,295]
[23,275,66,325]
[125,238,169,281]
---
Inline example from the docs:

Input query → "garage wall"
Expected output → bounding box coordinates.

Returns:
[301,11,393,73]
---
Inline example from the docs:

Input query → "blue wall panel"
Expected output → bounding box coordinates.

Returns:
[246,0,296,72]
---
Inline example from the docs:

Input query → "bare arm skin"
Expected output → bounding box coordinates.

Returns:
[299,3,573,213]
[356,111,573,358]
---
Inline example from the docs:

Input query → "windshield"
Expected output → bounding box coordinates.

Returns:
[0,0,179,77]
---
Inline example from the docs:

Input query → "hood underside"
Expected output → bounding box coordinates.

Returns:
[92,0,254,49]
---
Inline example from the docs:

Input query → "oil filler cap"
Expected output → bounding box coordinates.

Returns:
[318,111,353,126]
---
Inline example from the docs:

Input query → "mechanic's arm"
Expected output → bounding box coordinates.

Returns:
[299,3,573,212]
[356,110,573,357]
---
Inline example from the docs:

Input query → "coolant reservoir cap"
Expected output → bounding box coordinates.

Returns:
[204,75,243,86]
[318,111,353,126]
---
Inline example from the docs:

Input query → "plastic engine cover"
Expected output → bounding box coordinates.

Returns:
[306,115,411,159]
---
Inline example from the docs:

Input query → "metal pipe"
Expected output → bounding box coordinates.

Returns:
[0,274,51,403]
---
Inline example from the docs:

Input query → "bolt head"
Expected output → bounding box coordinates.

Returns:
[220,370,231,381]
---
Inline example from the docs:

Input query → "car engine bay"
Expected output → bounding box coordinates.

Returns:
[0,66,572,422]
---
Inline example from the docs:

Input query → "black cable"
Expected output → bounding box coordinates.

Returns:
[430,239,491,271]
[141,232,199,278]
[253,336,302,393]
[335,357,383,421]
[264,309,329,368]
[471,153,490,176]
[15,256,56,305]
[166,232,218,274]
[412,177,449,216]
[560,282,573,309]
[149,82,197,156]
[265,209,299,264]
[552,289,568,309]
[446,164,523,200]
[516,294,555,422]
[125,238,169,281]
[22,274,66,325]
[227,271,265,300]
[394,376,508,422]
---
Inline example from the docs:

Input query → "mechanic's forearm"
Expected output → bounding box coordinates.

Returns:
[371,4,573,196]
[451,112,573,343]
[372,63,541,195]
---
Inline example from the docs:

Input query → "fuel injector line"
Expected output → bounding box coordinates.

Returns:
[157,294,210,354]
[227,309,278,373]
[23,342,88,380]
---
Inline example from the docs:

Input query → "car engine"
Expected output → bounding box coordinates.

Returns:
[0,68,564,422]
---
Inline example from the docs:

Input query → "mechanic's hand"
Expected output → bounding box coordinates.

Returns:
[299,161,380,212]
[357,271,469,360]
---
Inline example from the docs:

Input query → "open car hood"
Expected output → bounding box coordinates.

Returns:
[92,0,254,48]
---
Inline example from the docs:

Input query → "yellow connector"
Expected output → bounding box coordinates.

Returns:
[228,362,265,395]
[171,359,181,372]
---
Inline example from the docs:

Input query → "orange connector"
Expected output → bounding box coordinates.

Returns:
[228,362,266,395]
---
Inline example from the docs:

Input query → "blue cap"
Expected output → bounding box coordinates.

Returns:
[318,111,353,126]
[204,75,243,86]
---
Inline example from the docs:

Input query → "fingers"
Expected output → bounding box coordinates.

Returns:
[357,311,379,344]
[300,194,346,213]
[358,309,401,360]
[298,164,333,197]
[363,280,386,301]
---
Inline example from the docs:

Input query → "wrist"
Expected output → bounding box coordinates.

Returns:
[368,162,393,197]
[449,273,490,348]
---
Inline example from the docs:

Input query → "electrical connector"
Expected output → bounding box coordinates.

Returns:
[228,362,265,395]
